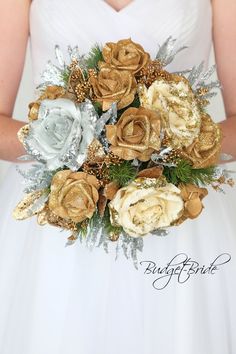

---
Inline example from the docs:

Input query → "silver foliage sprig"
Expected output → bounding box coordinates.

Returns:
[180,62,221,105]
[155,38,221,107]
[95,102,117,138]
[38,45,87,89]
[67,221,144,270]
[16,163,55,193]
[155,36,188,67]
[39,45,67,89]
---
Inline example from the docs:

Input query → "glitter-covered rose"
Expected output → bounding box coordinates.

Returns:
[182,113,222,168]
[139,78,201,148]
[90,64,137,111]
[24,98,97,170]
[102,38,150,74]
[106,107,161,161]
[109,178,184,237]
[48,170,100,223]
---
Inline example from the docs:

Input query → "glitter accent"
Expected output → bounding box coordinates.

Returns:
[220,153,234,162]
[151,229,169,237]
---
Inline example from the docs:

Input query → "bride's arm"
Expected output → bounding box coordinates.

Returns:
[0,0,30,162]
[212,0,236,160]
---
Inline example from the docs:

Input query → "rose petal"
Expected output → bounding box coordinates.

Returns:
[185,198,203,219]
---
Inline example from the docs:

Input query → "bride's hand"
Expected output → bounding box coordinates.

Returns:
[0,0,30,162]
[212,0,236,162]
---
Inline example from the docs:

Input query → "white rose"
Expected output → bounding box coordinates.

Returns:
[109,178,184,237]
[139,79,201,148]
[24,98,97,170]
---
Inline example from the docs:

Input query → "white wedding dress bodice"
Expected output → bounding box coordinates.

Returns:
[30,0,212,85]
[0,1,236,354]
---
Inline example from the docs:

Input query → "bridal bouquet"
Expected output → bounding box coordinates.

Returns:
[13,38,234,267]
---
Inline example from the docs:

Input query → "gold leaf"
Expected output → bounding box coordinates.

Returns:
[138,166,163,179]
[13,189,47,220]
[104,181,120,200]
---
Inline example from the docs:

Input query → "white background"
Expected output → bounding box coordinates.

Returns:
[0,45,225,186]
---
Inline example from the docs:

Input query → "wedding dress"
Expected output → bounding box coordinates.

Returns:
[0,1,236,353]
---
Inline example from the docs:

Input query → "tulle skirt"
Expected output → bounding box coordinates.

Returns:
[0,164,236,354]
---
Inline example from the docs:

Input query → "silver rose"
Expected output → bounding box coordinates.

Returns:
[24,98,98,171]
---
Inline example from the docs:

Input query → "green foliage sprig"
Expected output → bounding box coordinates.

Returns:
[109,161,137,187]
[163,159,216,186]
[76,221,88,238]
[76,210,101,238]
[86,44,104,70]
[60,68,71,85]
[93,101,103,115]
[129,94,141,108]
